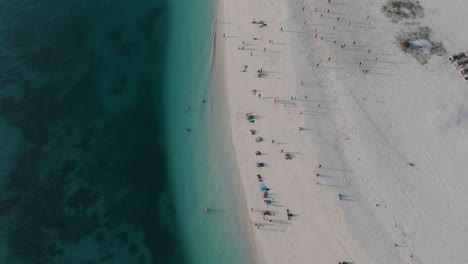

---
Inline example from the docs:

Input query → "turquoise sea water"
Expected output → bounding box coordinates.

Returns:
[0,0,251,263]
[165,0,253,263]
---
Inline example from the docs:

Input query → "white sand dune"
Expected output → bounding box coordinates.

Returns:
[216,0,468,263]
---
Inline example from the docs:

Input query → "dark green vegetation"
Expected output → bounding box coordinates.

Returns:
[397,26,446,65]
[0,1,186,263]
[382,0,423,22]
[381,0,445,64]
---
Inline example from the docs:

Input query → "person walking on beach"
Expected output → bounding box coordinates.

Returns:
[315,33,318,38]
[303,6,305,10]
[258,93,261,98]
[337,17,340,21]
[300,80,303,86]
[359,62,362,66]
[368,49,371,53]
[305,95,308,99]
[338,194,342,200]
[281,27,283,31]
[334,40,336,45]
[272,140,275,144]
[327,9,329,13]
[353,41,356,45]
[328,57,331,62]
[316,63,320,67]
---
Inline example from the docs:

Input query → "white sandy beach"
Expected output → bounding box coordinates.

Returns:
[216,0,468,263]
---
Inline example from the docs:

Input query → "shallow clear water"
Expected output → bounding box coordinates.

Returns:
[165,0,253,263]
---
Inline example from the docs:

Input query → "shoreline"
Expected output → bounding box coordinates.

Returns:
[212,1,260,262]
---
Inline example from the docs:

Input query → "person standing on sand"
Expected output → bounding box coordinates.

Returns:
[272,140,275,144]
[328,57,331,61]
[368,49,371,53]
[300,80,303,86]
[334,40,336,45]
[258,94,261,98]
